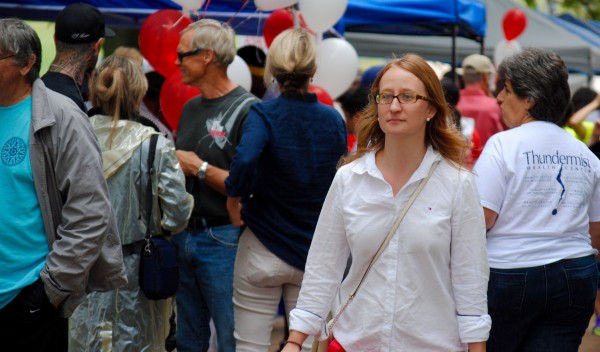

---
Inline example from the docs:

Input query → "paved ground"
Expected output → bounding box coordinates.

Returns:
[269,316,600,352]
[580,316,600,352]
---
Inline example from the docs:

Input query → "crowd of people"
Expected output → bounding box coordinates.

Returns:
[0,2,599,352]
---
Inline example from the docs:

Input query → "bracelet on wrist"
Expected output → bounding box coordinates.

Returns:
[285,340,302,349]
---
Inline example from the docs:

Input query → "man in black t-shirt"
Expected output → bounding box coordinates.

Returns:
[173,19,258,352]
[42,3,114,111]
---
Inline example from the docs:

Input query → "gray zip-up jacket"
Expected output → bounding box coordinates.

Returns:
[29,79,127,317]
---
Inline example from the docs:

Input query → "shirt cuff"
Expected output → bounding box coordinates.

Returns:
[289,308,329,341]
[457,314,492,343]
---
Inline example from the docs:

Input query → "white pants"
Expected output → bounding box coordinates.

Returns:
[233,228,313,352]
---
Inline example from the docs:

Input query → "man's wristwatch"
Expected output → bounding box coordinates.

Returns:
[197,161,208,181]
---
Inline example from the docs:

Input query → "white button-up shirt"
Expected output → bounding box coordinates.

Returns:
[290,147,491,351]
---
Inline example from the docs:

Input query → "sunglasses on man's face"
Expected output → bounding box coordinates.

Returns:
[177,48,203,62]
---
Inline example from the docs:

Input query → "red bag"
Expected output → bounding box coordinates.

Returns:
[328,338,346,352]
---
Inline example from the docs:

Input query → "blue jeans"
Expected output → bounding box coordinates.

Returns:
[172,225,240,352]
[487,255,598,352]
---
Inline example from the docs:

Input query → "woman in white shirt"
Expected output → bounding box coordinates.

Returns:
[474,48,600,352]
[283,54,491,352]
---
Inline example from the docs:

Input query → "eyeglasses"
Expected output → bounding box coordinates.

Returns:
[0,54,15,62]
[375,92,431,105]
[177,48,203,62]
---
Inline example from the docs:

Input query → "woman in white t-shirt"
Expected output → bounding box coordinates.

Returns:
[474,48,600,352]
[282,54,490,352]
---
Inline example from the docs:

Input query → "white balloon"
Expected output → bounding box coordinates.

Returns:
[313,38,359,99]
[142,59,154,74]
[494,39,522,67]
[255,0,298,11]
[171,0,204,9]
[172,0,205,16]
[228,55,252,92]
[299,0,347,33]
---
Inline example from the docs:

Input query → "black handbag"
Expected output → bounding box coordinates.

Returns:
[139,235,178,299]
[138,134,179,300]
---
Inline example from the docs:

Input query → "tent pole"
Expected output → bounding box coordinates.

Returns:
[480,37,485,55]
[452,24,458,80]
[589,51,593,87]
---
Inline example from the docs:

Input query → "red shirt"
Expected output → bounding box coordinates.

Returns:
[457,88,504,147]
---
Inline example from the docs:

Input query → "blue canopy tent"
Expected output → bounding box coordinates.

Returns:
[0,1,270,34]
[558,13,600,37]
[0,0,485,38]
[0,0,486,75]
[343,0,485,41]
[347,0,600,78]
[343,0,485,75]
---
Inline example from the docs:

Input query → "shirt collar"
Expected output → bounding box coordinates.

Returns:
[460,88,486,96]
[351,146,442,184]
[281,90,318,102]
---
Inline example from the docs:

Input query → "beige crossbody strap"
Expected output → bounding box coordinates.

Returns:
[327,159,440,332]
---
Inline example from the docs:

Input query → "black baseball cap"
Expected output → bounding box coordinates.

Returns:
[55,3,115,44]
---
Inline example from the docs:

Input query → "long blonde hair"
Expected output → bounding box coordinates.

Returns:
[342,54,468,166]
[89,54,148,145]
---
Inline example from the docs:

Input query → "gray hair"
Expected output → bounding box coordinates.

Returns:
[0,18,42,84]
[182,19,236,68]
[497,48,570,125]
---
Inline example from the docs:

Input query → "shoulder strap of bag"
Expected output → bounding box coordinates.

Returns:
[327,159,441,332]
[144,134,159,239]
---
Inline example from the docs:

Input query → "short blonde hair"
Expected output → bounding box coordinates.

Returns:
[264,28,316,92]
[181,19,236,67]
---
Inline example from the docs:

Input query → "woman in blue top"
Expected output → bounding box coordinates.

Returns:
[225,28,347,351]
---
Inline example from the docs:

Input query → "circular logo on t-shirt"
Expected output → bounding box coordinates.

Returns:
[2,137,27,166]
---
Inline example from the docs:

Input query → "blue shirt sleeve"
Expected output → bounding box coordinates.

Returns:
[225,104,270,197]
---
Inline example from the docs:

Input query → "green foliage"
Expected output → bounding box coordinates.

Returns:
[518,0,600,20]
[560,0,600,20]
[523,0,538,9]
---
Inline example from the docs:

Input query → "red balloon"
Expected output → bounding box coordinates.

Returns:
[502,9,527,41]
[139,10,192,78]
[309,84,334,106]
[160,71,201,131]
[263,9,309,48]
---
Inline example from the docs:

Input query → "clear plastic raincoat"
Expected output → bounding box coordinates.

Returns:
[69,115,193,352]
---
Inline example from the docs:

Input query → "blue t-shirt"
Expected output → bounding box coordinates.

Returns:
[0,96,48,309]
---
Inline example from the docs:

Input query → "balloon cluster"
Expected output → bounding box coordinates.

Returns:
[139,10,197,130]
[494,9,527,66]
[139,0,357,129]
[261,0,357,100]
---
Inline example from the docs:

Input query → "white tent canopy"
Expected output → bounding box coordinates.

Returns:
[346,0,600,74]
